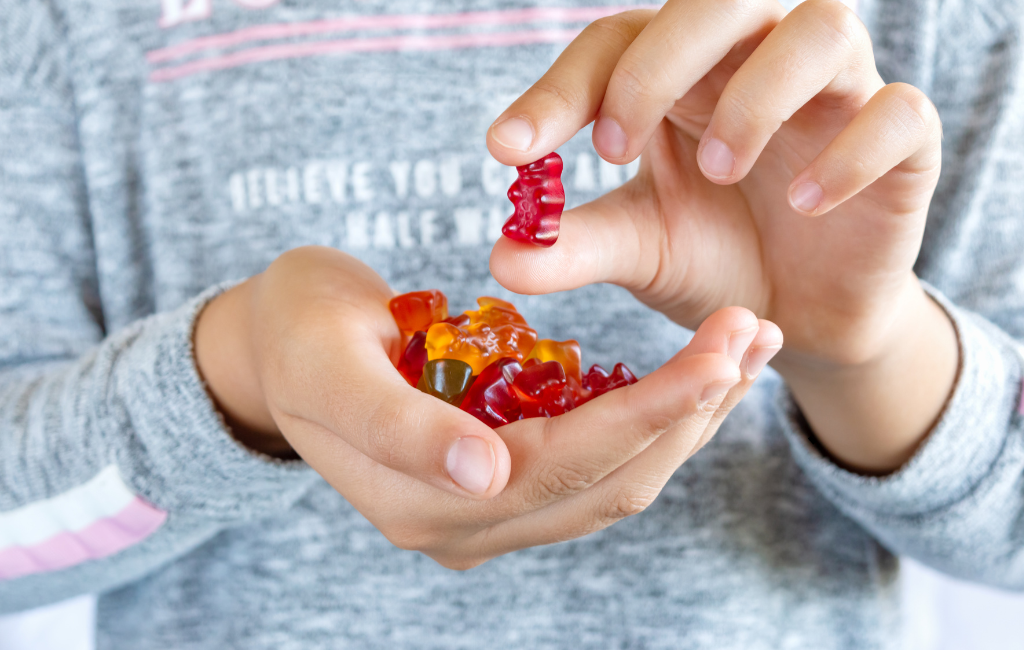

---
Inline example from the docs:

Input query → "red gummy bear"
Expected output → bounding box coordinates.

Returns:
[396,331,428,386]
[507,360,576,418]
[501,152,565,248]
[460,358,524,428]
[579,363,638,404]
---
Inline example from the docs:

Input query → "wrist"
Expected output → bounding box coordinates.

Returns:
[773,275,933,379]
[194,277,292,458]
[773,277,959,473]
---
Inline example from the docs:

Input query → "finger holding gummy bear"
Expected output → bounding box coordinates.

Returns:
[388,289,637,428]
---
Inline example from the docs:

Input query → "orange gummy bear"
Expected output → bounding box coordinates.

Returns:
[463,297,537,356]
[425,302,538,375]
[475,296,517,311]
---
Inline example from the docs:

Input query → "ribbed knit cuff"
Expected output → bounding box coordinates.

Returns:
[776,285,1023,517]
[108,282,317,521]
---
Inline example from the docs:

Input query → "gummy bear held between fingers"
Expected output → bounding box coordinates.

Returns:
[501,152,565,248]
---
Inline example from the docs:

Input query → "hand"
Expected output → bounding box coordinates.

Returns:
[194,246,782,568]
[487,0,957,472]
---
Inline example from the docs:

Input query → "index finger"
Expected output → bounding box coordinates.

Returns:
[487,1,784,166]
[487,9,655,166]
[593,0,784,162]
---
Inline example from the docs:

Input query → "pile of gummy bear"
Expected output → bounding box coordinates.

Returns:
[390,290,638,428]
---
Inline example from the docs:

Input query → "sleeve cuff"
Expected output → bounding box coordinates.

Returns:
[107,282,318,521]
[776,283,1024,517]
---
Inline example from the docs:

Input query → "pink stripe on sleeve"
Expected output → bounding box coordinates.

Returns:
[0,498,167,581]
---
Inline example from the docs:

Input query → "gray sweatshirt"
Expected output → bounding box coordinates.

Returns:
[2,0,1024,648]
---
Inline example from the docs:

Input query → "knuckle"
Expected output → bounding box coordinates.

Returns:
[268,246,305,272]
[266,246,324,282]
[884,83,938,133]
[535,462,593,501]
[601,488,656,522]
[268,320,321,386]
[721,85,777,133]
[530,79,585,115]
[616,385,676,443]
[697,398,721,417]
[636,413,675,441]
[431,554,487,572]
[804,0,871,54]
[709,0,763,19]
[610,56,663,108]
[365,401,409,469]
[381,524,432,552]
[586,13,644,45]
[731,0,769,18]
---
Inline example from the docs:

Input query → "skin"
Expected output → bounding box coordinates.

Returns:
[194,0,955,568]
[487,0,957,475]
[195,246,781,569]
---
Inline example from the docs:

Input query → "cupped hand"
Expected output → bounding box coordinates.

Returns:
[195,246,782,568]
[487,0,942,369]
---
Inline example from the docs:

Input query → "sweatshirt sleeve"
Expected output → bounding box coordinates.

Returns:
[0,1,317,612]
[777,288,1024,589]
[776,0,1024,590]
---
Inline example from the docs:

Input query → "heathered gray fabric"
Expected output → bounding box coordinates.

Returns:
[1,0,1023,647]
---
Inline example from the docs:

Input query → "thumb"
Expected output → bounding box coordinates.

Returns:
[489,182,660,296]
[273,326,513,501]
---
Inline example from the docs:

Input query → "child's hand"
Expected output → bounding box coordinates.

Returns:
[194,246,781,568]
[487,0,956,473]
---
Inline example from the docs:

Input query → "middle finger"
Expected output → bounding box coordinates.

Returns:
[696,0,886,184]
[594,0,785,163]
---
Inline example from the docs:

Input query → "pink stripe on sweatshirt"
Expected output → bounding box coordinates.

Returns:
[0,467,167,582]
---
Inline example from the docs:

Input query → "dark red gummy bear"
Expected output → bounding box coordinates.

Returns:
[508,360,576,418]
[501,152,565,248]
[396,331,429,386]
[579,363,638,404]
[460,358,524,428]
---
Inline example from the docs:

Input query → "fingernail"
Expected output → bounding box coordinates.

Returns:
[744,345,782,378]
[593,117,628,158]
[727,326,759,365]
[446,436,495,495]
[699,138,734,179]
[790,182,823,214]
[701,378,740,403]
[492,117,534,152]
